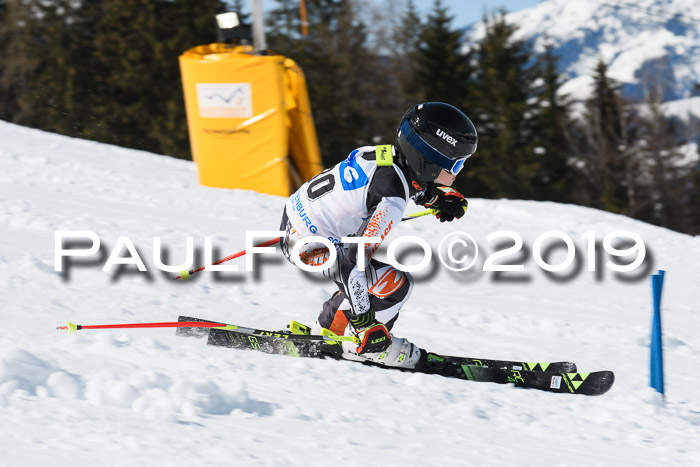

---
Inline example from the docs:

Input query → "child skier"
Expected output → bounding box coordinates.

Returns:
[280,102,477,369]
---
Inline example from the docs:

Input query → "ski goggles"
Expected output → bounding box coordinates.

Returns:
[399,118,471,175]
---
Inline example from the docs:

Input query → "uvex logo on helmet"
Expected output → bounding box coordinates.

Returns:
[436,128,457,147]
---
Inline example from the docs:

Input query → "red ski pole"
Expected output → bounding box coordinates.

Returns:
[56,321,230,333]
[55,320,359,342]
[173,237,281,281]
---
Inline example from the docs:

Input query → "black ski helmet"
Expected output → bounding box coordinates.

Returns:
[395,102,478,182]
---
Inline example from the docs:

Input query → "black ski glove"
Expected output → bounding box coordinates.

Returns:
[420,186,468,222]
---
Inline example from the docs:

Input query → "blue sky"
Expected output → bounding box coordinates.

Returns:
[411,0,542,28]
[256,1,543,30]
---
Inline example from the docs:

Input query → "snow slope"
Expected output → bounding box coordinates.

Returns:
[464,0,700,102]
[1,121,700,466]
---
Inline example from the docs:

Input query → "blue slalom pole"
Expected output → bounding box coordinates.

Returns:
[650,270,665,398]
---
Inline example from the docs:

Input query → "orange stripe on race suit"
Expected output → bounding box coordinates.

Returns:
[363,205,394,258]
[363,205,391,238]
[368,268,406,298]
[329,309,349,336]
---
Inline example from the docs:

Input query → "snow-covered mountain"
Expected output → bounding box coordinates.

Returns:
[1,121,700,465]
[465,0,700,103]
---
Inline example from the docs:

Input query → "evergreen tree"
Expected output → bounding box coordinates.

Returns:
[20,0,221,159]
[634,87,688,231]
[25,0,90,136]
[391,0,424,109]
[267,0,396,167]
[266,0,299,39]
[691,161,700,235]
[412,0,469,104]
[529,43,573,201]
[85,0,221,158]
[464,11,537,199]
[87,0,162,149]
[153,0,223,157]
[0,0,35,124]
[580,58,629,213]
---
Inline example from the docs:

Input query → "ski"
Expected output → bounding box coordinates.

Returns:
[176,316,610,394]
[176,316,577,373]
[433,355,576,373]
[201,324,613,396]
[421,353,613,396]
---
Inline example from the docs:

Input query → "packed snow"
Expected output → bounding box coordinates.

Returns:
[1,121,699,466]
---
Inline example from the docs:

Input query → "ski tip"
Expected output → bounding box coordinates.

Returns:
[576,370,615,396]
[601,370,615,387]
[592,370,615,396]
